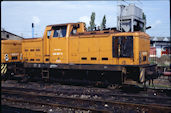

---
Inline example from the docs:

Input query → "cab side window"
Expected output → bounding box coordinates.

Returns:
[71,24,80,35]
[47,30,51,39]
[53,26,67,38]
[71,27,77,35]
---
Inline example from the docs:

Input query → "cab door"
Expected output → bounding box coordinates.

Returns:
[43,27,52,63]
[112,36,133,65]
[49,25,69,64]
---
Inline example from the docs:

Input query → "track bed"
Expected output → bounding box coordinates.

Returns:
[2,80,171,113]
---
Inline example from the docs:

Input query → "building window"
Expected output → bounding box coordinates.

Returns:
[6,34,9,38]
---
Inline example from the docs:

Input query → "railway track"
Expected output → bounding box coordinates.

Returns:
[2,86,171,113]
[2,86,171,105]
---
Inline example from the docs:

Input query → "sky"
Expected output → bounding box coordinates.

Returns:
[1,1,170,38]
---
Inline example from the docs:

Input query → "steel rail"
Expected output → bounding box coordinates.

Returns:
[2,86,171,104]
[2,97,110,113]
[2,87,171,112]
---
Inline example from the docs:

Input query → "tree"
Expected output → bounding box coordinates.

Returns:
[89,12,96,31]
[100,15,106,30]
[142,12,146,22]
[142,12,146,31]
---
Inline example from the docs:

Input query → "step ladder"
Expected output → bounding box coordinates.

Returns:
[41,68,49,79]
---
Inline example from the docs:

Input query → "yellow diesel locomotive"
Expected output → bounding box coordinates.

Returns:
[21,22,157,84]
[1,40,23,78]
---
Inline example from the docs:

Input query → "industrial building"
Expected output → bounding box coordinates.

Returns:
[1,28,23,40]
[150,37,170,57]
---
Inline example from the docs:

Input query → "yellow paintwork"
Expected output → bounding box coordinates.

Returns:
[22,22,150,66]
[67,32,149,65]
[22,38,43,63]
[1,40,22,63]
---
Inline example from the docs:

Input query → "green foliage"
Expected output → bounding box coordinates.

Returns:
[142,12,146,32]
[101,15,106,30]
[142,12,146,22]
[89,12,96,31]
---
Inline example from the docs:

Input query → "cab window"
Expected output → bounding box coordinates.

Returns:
[53,26,67,38]
[71,24,80,35]
[71,28,77,35]
[47,30,51,39]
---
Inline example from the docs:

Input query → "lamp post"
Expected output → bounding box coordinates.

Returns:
[32,23,34,38]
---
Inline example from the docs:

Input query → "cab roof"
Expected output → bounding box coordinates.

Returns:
[47,22,85,27]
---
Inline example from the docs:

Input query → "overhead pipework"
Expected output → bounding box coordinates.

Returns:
[117,4,146,32]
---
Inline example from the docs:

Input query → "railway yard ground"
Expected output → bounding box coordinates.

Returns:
[148,75,171,89]
[1,75,171,113]
[132,75,171,89]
